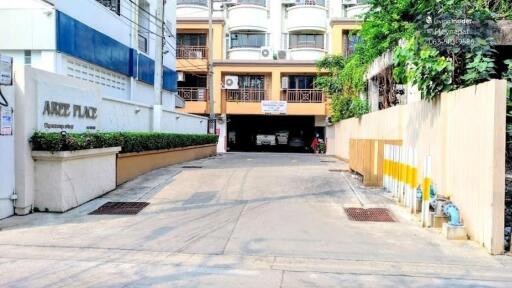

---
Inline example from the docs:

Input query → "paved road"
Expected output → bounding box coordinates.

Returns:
[1,153,512,287]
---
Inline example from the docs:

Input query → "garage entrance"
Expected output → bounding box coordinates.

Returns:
[226,115,322,152]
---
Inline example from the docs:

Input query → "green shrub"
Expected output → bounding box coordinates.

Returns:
[330,96,370,122]
[31,132,218,153]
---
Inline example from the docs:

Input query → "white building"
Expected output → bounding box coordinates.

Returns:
[0,0,181,108]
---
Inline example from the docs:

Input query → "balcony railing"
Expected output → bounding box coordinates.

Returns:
[178,87,208,101]
[224,89,267,102]
[282,89,324,103]
[177,0,208,6]
[236,0,267,7]
[177,46,208,59]
[294,0,326,7]
[289,41,325,49]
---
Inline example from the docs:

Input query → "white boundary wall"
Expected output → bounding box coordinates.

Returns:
[326,80,507,254]
[13,66,207,215]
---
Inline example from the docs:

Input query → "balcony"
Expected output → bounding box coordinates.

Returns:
[178,87,208,101]
[288,35,326,60]
[224,89,267,102]
[177,0,209,18]
[225,89,267,102]
[177,46,208,59]
[344,2,371,19]
[228,0,268,31]
[287,0,327,32]
[282,89,324,103]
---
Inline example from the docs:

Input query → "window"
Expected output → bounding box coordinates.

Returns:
[295,0,326,6]
[138,0,150,53]
[289,34,324,49]
[230,33,266,49]
[96,0,120,15]
[177,0,208,6]
[177,34,207,46]
[237,0,266,7]
[288,76,315,89]
[344,31,361,57]
[238,75,265,89]
[24,50,31,65]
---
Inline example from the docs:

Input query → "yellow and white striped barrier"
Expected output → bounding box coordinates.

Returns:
[421,155,432,227]
[383,145,419,213]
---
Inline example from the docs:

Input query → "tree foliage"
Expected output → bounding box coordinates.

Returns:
[316,0,512,121]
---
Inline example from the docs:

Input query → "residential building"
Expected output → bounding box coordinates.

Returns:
[176,0,369,152]
[0,0,181,109]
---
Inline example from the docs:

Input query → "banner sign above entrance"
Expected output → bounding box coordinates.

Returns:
[261,101,287,115]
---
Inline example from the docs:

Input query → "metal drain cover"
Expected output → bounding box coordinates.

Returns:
[329,169,346,172]
[321,160,336,163]
[89,202,149,215]
[182,165,203,169]
[344,208,396,222]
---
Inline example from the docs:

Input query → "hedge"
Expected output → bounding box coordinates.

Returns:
[31,132,219,153]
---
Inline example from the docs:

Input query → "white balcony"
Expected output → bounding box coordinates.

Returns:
[345,4,371,19]
[228,3,268,31]
[289,48,326,61]
[227,48,262,60]
[176,0,209,18]
[287,4,327,32]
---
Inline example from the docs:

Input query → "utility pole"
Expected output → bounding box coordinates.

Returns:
[153,0,165,131]
[207,0,215,134]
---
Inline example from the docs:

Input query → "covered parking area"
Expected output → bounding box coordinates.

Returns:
[226,115,324,152]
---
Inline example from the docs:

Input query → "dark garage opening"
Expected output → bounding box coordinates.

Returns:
[227,115,322,153]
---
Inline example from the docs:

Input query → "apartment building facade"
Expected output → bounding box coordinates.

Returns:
[0,0,180,109]
[176,0,368,152]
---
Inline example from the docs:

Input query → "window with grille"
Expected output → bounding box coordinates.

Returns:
[138,0,150,53]
[96,0,121,15]
[24,50,32,65]
[230,33,266,49]
[64,57,128,92]
[289,34,324,49]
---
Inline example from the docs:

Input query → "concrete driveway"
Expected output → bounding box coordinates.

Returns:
[1,153,512,287]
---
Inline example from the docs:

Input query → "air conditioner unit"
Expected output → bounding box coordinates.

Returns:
[224,75,239,90]
[260,47,273,60]
[188,51,203,59]
[177,71,185,82]
[281,76,289,89]
[342,0,358,4]
[277,50,288,60]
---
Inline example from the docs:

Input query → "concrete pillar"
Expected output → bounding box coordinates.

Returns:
[271,71,281,101]
[368,78,379,112]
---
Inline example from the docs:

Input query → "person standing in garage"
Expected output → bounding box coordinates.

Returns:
[311,133,320,154]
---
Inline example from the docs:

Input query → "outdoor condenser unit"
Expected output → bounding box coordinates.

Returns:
[224,75,239,90]
[281,76,289,89]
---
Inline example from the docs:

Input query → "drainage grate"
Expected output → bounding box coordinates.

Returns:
[344,208,396,222]
[89,202,149,215]
[321,160,337,163]
[329,169,345,172]
[182,165,203,169]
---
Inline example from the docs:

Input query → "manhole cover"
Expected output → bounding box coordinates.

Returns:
[182,165,203,169]
[89,202,149,215]
[344,208,396,222]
